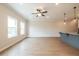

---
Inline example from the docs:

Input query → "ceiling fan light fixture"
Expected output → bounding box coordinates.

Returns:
[32,7,48,17]
[38,14,41,16]
[73,6,77,19]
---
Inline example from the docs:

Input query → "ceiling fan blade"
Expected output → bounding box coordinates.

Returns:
[32,13,38,14]
[41,14,45,16]
[42,11,48,13]
[37,9,41,12]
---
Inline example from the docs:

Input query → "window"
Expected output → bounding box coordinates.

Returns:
[20,21,25,35]
[8,16,17,38]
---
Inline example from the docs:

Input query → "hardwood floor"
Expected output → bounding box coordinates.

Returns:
[0,37,79,56]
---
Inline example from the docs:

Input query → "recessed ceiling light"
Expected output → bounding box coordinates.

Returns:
[19,3,24,5]
[56,3,59,5]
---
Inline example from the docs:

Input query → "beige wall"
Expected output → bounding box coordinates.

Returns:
[0,4,28,52]
[29,20,78,37]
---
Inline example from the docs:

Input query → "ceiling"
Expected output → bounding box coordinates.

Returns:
[5,3,79,21]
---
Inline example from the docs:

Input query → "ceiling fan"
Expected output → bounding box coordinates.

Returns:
[32,8,48,17]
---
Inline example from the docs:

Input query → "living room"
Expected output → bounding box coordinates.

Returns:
[0,3,79,56]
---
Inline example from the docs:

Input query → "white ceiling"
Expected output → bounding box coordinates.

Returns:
[5,3,79,21]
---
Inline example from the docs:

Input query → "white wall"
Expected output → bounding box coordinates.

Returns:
[29,20,78,37]
[0,4,28,52]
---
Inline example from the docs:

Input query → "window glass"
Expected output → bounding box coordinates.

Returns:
[20,22,25,35]
[8,16,17,38]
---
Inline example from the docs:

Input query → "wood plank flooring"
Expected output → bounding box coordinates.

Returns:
[0,37,79,56]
